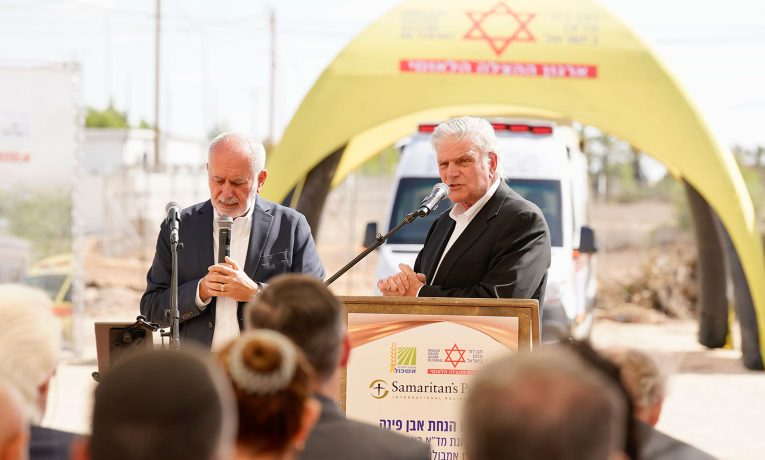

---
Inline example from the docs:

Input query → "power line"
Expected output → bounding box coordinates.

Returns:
[656,33,765,44]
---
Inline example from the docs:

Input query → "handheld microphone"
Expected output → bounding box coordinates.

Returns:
[165,202,180,243]
[418,183,450,217]
[217,215,233,263]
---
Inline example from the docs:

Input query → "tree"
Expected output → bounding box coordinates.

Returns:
[0,189,72,260]
[581,127,649,202]
[85,104,130,128]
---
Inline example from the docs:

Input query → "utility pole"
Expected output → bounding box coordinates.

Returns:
[104,13,112,106]
[268,8,276,144]
[154,0,162,170]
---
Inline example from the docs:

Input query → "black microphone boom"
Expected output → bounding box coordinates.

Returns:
[325,183,448,286]
[217,215,233,263]
[418,183,450,217]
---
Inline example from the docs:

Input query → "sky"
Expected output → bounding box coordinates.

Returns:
[2,0,765,147]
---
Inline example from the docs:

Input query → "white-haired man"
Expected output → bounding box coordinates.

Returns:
[141,133,325,350]
[378,116,551,301]
[0,284,74,460]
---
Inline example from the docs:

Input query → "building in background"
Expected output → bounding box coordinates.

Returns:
[81,128,209,256]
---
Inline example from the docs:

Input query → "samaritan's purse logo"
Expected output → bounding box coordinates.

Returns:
[389,343,417,374]
[464,2,536,56]
[369,379,389,399]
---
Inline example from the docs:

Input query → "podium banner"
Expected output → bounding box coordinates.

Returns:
[341,297,538,459]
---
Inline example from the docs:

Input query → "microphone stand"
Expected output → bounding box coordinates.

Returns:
[163,233,184,349]
[325,209,422,286]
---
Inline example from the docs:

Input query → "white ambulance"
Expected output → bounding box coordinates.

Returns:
[365,120,597,340]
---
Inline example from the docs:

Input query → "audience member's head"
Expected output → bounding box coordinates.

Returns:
[464,347,628,460]
[603,347,666,426]
[0,381,28,460]
[217,330,319,459]
[246,274,348,390]
[561,340,639,460]
[0,284,60,422]
[76,348,236,460]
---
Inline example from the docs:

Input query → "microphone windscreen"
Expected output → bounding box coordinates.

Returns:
[165,201,179,213]
[217,215,233,230]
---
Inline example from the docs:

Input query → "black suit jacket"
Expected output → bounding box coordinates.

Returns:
[300,394,430,460]
[29,425,75,460]
[140,197,324,347]
[637,421,716,460]
[414,181,550,302]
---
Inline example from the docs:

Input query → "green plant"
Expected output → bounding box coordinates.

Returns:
[0,188,72,260]
[358,145,399,177]
[85,105,130,128]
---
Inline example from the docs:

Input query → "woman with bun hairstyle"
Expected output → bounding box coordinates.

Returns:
[218,329,320,460]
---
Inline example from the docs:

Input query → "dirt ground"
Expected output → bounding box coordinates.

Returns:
[47,176,764,459]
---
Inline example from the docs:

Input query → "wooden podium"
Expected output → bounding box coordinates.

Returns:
[340,295,540,351]
[339,296,538,458]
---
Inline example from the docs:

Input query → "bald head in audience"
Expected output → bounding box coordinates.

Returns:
[0,381,28,460]
[464,348,628,460]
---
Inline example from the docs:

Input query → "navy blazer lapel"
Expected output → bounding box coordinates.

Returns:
[244,196,274,279]
[195,201,215,270]
[425,217,455,282]
[433,182,509,285]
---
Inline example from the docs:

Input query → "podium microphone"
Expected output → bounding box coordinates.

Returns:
[217,215,233,263]
[165,202,181,243]
[418,183,450,217]
[164,202,184,349]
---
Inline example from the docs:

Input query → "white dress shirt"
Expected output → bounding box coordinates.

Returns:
[431,178,501,281]
[195,206,253,351]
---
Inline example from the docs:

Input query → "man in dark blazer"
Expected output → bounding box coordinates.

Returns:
[378,117,550,302]
[140,133,324,349]
[246,275,431,460]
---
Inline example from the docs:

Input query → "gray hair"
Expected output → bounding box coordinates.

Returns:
[0,284,60,423]
[209,132,266,174]
[245,274,345,383]
[464,348,627,460]
[603,348,666,410]
[430,116,497,159]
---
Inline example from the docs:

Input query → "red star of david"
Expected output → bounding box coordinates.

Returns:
[444,344,466,368]
[464,2,536,56]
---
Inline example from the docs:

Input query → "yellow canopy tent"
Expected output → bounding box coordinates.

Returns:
[263,0,765,369]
